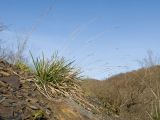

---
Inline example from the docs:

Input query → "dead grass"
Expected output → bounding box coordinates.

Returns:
[81,65,160,120]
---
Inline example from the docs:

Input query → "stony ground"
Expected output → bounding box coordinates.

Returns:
[0,60,100,120]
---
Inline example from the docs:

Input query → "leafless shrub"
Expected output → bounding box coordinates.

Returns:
[13,39,27,64]
[0,38,27,64]
[138,50,159,68]
[0,23,7,59]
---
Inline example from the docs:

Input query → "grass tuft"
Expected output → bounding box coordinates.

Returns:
[15,60,31,73]
[30,52,80,85]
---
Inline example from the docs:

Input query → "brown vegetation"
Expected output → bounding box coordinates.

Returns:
[81,65,160,120]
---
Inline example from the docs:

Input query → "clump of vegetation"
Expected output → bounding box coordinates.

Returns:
[31,110,45,120]
[31,52,80,85]
[30,52,81,99]
[15,60,31,72]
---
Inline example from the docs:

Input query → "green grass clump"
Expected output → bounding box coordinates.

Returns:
[32,110,45,120]
[15,60,31,72]
[30,52,80,85]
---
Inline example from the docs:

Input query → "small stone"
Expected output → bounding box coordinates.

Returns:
[0,76,21,90]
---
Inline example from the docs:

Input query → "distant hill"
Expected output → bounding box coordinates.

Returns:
[81,65,160,120]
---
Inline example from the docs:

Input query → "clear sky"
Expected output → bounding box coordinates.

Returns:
[0,0,160,79]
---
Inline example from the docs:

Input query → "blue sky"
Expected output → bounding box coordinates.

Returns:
[0,0,160,79]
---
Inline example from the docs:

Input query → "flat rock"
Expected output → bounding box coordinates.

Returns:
[0,75,21,90]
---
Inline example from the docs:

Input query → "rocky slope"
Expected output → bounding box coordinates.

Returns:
[0,59,100,120]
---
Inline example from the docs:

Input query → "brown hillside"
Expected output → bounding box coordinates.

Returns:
[81,66,160,120]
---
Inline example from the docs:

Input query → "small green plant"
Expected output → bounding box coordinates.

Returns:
[30,52,80,85]
[32,110,44,120]
[15,60,31,72]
